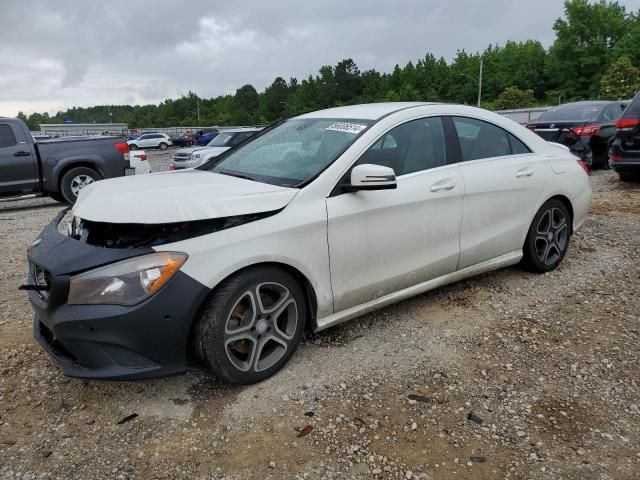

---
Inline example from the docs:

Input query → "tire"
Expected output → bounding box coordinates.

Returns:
[159,142,168,151]
[193,266,306,384]
[582,146,594,168]
[129,144,138,150]
[60,167,101,204]
[521,199,571,273]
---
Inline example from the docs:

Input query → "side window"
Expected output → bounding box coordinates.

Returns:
[453,117,512,161]
[0,124,17,148]
[358,117,446,176]
[508,133,531,155]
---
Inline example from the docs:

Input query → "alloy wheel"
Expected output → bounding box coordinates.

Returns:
[70,175,95,196]
[534,207,568,265]
[224,282,298,373]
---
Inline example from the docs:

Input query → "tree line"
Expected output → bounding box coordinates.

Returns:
[17,0,640,131]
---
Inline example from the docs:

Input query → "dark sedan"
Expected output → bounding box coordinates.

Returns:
[170,133,194,147]
[527,101,628,168]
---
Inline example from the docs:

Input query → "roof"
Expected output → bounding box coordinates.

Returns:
[40,123,128,127]
[217,127,263,133]
[295,102,438,120]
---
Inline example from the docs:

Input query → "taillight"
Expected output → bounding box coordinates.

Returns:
[572,125,600,136]
[615,117,640,131]
[134,153,147,161]
[610,155,622,162]
[577,159,591,175]
[114,142,130,154]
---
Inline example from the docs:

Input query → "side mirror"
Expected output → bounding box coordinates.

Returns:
[348,164,397,191]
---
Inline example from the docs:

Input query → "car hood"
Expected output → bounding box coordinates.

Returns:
[175,146,205,155]
[192,146,230,157]
[73,169,298,224]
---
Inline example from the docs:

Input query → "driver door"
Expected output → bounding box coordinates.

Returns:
[326,117,464,312]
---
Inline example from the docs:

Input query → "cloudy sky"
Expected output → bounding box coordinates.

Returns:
[2,0,640,116]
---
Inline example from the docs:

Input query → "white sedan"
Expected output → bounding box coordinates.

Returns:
[28,103,591,384]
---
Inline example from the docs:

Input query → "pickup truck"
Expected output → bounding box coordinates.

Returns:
[0,117,132,203]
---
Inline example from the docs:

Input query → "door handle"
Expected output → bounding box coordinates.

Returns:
[14,150,31,157]
[515,168,534,178]
[430,181,455,192]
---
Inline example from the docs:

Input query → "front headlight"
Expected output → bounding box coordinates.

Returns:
[190,152,201,160]
[68,252,188,306]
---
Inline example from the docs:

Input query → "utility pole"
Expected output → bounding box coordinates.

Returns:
[477,58,483,108]
[196,98,201,123]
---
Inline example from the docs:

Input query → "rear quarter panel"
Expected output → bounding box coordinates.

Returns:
[544,152,592,232]
[37,137,129,192]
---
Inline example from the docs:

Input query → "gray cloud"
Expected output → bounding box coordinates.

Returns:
[2,0,639,116]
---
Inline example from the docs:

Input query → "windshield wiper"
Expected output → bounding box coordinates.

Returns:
[216,169,256,182]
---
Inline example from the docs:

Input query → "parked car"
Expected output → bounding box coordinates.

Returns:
[129,151,152,175]
[128,133,172,151]
[527,100,628,168]
[172,128,262,169]
[26,103,591,384]
[0,117,132,203]
[170,133,194,147]
[610,92,640,181]
[195,131,218,146]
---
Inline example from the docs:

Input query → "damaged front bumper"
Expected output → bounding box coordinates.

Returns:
[26,209,209,380]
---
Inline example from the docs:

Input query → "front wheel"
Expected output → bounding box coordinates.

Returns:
[521,199,571,273]
[129,144,138,150]
[193,266,306,384]
[60,167,101,203]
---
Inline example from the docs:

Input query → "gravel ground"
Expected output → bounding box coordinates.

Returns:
[0,155,639,479]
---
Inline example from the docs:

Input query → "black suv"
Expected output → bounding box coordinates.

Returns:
[527,101,628,168]
[610,93,640,181]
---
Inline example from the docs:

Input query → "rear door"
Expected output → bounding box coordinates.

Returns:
[452,116,547,269]
[327,116,464,312]
[0,122,38,195]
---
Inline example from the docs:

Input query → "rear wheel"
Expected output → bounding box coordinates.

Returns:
[521,199,571,273]
[60,167,101,203]
[159,142,168,150]
[129,143,138,150]
[194,266,306,384]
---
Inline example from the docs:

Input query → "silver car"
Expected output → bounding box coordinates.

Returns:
[172,128,262,169]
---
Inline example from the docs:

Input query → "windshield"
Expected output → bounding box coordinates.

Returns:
[202,118,372,187]
[207,132,234,147]
[538,104,605,123]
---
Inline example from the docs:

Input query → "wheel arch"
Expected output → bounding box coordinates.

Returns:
[547,194,574,234]
[188,261,319,347]
[54,161,104,193]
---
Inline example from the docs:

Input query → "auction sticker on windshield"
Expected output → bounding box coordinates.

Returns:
[325,122,368,134]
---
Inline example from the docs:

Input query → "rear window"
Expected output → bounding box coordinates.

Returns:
[623,95,640,117]
[0,124,17,148]
[537,104,605,123]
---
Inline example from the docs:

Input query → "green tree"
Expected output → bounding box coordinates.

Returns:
[259,77,290,122]
[545,0,629,99]
[600,56,640,98]
[231,84,259,124]
[494,86,538,110]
